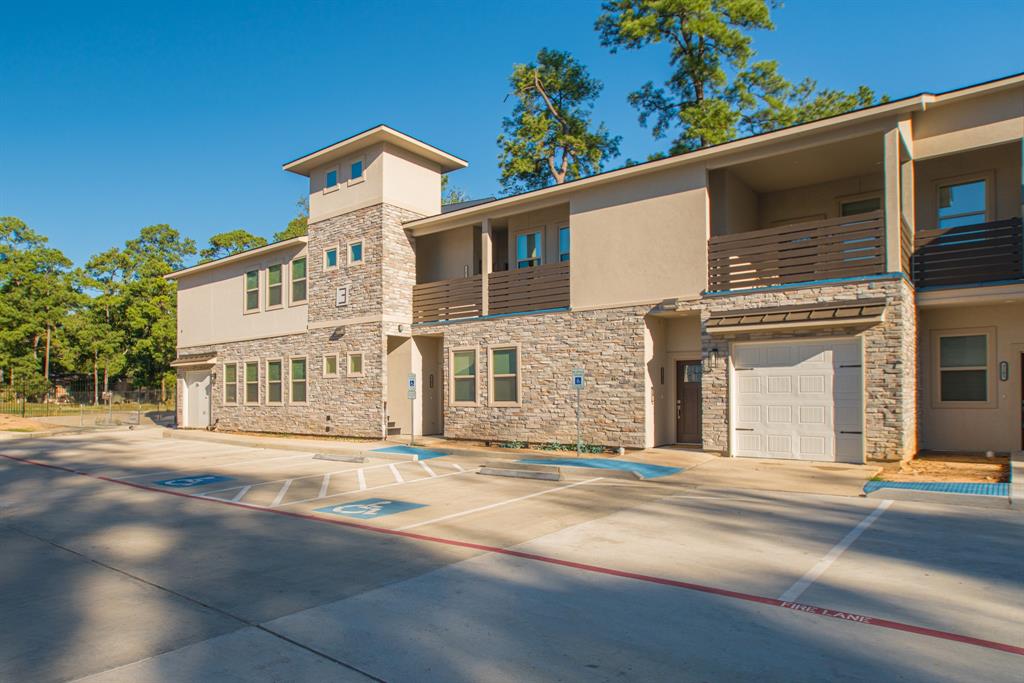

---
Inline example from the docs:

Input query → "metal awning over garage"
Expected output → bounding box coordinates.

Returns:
[170,353,217,368]
[706,298,886,334]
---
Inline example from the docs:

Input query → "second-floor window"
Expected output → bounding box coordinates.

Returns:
[244,270,259,312]
[267,264,283,307]
[516,231,542,269]
[938,178,987,228]
[350,160,363,180]
[558,226,570,262]
[291,257,307,303]
[325,169,338,188]
[349,241,363,264]
[325,247,338,270]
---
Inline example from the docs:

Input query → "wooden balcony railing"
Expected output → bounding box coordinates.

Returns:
[412,275,482,323]
[707,211,886,291]
[488,262,570,315]
[913,217,1023,288]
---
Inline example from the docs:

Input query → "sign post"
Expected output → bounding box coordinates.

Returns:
[572,368,585,457]
[407,373,417,446]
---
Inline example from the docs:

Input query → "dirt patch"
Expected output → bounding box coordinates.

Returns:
[878,453,1010,483]
[0,414,50,432]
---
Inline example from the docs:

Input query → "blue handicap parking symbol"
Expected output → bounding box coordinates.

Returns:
[153,474,233,488]
[314,497,426,519]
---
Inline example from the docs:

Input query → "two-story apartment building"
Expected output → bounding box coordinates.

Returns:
[169,73,1024,462]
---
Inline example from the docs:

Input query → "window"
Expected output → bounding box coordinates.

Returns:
[244,270,259,312]
[451,349,477,404]
[558,226,570,262]
[223,364,238,404]
[291,257,307,303]
[349,240,363,265]
[266,360,282,404]
[324,247,338,270]
[325,169,338,189]
[324,354,338,377]
[245,362,259,404]
[840,196,881,217]
[291,358,307,403]
[938,334,988,402]
[938,178,987,228]
[348,353,364,377]
[490,347,519,404]
[516,231,542,268]
[267,264,283,307]
[350,160,363,180]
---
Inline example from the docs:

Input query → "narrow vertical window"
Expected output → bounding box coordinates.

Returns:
[350,160,363,180]
[324,248,338,270]
[244,270,259,312]
[267,264,282,307]
[452,350,476,404]
[267,360,282,403]
[324,354,338,377]
[224,364,238,404]
[291,358,307,403]
[516,231,542,268]
[291,257,307,303]
[349,241,363,264]
[245,362,259,404]
[491,347,519,404]
[325,169,338,188]
[558,226,570,262]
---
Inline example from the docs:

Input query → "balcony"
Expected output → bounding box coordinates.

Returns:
[412,263,570,323]
[708,211,886,292]
[913,218,1023,288]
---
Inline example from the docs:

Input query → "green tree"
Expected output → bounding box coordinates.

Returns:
[200,229,268,263]
[596,1,884,154]
[441,175,470,205]
[498,48,621,193]
[274,196,309,241]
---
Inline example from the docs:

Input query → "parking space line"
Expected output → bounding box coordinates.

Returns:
[319,474,331,498]
[2,450,1021,658]
[779,499,893,603]
[229,486,251,502]
[277,470,468,508]
[417,461,436,477]
[397,477,604,531]
[388,463,404,484]
[271,480,294,507]
[357,469,366,490]
[195,461,395,496]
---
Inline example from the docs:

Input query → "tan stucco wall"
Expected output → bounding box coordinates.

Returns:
[913,88,1024,160]
[756,173,884,227]
[918,302,1024,453]
[416,225,475,283]
[570,165,708,309]
[382,143,442,217]
[175,242,308,348]
[709,169,757,236]
[914,142,1021,229]
[308,143,385,223]
[507,204,570,267]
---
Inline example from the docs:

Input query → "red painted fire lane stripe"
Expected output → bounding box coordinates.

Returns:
[4,452,1022,657]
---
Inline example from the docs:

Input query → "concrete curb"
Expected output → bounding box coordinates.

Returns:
[0,425,129,440]
[1011,451,1023,508]
[865,487,1011,510]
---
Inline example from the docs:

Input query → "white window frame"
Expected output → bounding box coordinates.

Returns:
[348,157,365,186]
[290,256,308,305]
[933,171,994,229]
[514,228,544,269]
[289,356,308,405]
[449,347,479,406]
[266,358,284,405]
[266,263,284,310]
[323,246,339,271]
[348,239,364,266]
[243,269,260,314]
[931,327,995,409]
[324,167,339,193]
[323,354,339,378]
[223,362,239,405]
[243,360,260,405]
[347,352,364,378]
[488,344,521,407]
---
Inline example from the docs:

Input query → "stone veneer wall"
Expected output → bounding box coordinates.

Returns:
[381,204,421,319]
[698,276,917,461]
[306,205,386,322]
[438,306,649,449]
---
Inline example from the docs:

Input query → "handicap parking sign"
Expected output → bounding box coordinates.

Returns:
[314,497,426,519]
[154,474,233,488]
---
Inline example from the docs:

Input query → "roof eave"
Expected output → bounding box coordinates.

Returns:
[164,235,308,280]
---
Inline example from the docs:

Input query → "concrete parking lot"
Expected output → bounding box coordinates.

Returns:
[1,429,1021,682]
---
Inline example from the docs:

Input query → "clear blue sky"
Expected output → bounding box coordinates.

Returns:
[2,1,1022,266]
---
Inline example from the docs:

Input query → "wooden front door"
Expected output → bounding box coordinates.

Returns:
[676,360,702,445]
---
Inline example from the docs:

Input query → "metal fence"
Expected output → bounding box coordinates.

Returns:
[0,379,175,427]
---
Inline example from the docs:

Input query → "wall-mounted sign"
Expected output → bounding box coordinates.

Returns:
[336,286,349,307]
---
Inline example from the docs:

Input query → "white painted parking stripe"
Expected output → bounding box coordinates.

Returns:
[229,486,251,502]
[271,480,294,507]
[319,473,331,498]
[388,463,404,484]
[779,499,893,603]
[396,477,604,531]
[196,461,396,496]
[357,468,367,490]
[451,462,464,472]
[417,460,437,477]
[279,470,469,508]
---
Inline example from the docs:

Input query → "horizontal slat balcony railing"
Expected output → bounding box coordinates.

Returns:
[488,262,570,316]
[412,275,482,323]
[913,217,1023,288]
[707,210,886,291]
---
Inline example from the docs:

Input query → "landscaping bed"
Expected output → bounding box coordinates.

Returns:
[877,452,1009,484]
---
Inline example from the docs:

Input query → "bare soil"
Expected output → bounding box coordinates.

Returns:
[0,414,50,432]
[878,452,1010,483]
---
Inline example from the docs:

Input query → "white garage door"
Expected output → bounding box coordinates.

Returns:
[731,339,862,463]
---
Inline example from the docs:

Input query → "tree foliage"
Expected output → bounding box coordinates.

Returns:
[200,229,268,263]
[441,175,470,205]
[596,0,885,154]
[498,48,621,193]
[274,196,309,241]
